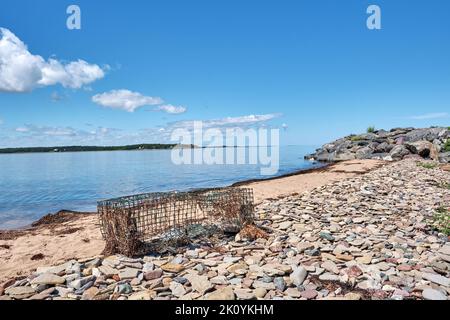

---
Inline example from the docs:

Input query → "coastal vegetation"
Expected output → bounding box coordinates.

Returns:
[366,126,376,133]
[433,207,450,236]
[0,144,194,154]
[417,162,438,169]
[444,139,450,152]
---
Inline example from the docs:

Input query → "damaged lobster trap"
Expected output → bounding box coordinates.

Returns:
[97,187,255,256]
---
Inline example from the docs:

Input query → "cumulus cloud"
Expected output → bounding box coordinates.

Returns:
[409,112,449,120]
[0,27,105,93]
[92,89,164,112]
[156,104,187,114]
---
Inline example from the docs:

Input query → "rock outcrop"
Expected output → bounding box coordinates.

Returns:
[305,127,449,163]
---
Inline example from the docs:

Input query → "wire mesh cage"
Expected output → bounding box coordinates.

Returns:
[97,187,255,256]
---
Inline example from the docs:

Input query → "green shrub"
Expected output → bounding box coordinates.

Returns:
[417,162,438,169]
[432,207,450,236]
[444,139,450,152]
[367,126,376,133]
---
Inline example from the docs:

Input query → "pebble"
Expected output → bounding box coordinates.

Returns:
[290,267,307,286]
[422,288,447,301]
[204,286,235,300]
[161,263,185,273]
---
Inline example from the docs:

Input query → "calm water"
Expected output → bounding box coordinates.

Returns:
[0,145,320,229]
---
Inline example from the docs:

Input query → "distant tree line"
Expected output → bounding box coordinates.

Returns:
[0,144,196,154]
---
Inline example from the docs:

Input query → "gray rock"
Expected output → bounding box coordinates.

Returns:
[5,286,36,299]
[274,277,286,291]
[116,283,132,294]
[69,275,96,290]
[290,267,307,286]
[185,274,213,295]
[422,273,450,287]
[30,273,65,285]
[390,145,410,160]
[422,288,447,301]
[119,268,139,280]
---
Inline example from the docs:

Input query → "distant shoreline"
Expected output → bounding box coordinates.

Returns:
[0,144,296,155]
[0,144,194,154]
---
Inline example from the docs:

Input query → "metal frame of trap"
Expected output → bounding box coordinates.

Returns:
[97,187,255,256]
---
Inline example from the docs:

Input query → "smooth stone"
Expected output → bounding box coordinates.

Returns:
[422,273,450,287]
[285,288,301,298]
[185,274,213,295]
[210,276,228,285]
[5,286,36,299]
[30,273,65,285]
[36,262,71,275]
[204,287,235,300]
[279,221,293,230]
[116,283,132,294]
[144,269,163,280]
[119,268,139,280]
[98,265,119,277]
[274,277,286,291]
[300,289,318,299]
[255,288,267,298]
[422,288,447,301]
[81,287,99,300]
[234,289,256,300]
[161,263,184,273]
[69,276,96,290]
[252,280,276,290]
[321,261,339,274]
[290,267,307,286]
[170,282,187,298]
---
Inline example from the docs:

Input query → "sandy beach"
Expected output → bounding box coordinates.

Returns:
[0,159,385,283]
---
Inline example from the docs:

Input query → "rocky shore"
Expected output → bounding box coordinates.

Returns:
[1,159,448,300]
[305,127,449,163]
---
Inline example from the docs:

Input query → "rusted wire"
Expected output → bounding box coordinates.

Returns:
[98,188,255,256]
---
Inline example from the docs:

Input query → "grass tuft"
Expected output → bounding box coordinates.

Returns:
[366,126,376,133]
[432,207,450,236]
[417,162,438,169]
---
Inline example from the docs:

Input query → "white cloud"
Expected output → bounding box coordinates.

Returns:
[4,113,281,147]
[15,127,29,132]
[167,113,281,130]
[156,104,187,114]
[0,27,105,93]
[92,89,164,112]
[410,112,449,120]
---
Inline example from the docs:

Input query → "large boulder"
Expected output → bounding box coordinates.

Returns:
[439,152,450,163]
[405,141,439,160]
[389,145,410,160]
[355,146,373,159]
[334,151,356,161]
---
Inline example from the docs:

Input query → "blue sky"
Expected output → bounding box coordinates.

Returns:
[0,0,449,147]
